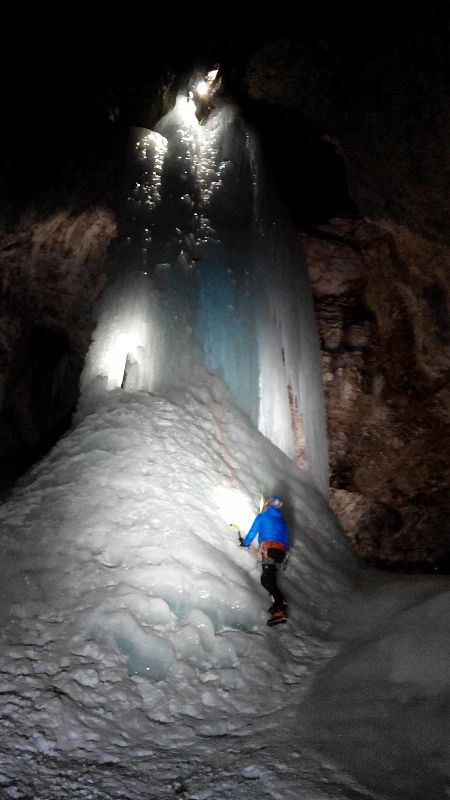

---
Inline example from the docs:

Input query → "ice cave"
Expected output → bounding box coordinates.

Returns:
[0,14,449,800]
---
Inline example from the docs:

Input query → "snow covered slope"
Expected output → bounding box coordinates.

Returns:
[0,379,448,799]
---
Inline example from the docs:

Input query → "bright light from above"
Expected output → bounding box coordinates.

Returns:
[196,80,209,97]
[214,487,255,534]
[179,95,200,126]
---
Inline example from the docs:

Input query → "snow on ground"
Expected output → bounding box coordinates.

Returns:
[0,378,449,799]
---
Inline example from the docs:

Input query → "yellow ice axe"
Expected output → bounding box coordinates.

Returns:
[230,523,244,546]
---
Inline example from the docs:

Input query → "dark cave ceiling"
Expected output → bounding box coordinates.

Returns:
[1,3,448,236]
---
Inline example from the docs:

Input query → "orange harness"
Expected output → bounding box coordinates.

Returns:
[260,541,287,559]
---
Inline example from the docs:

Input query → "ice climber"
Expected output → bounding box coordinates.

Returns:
[241,496,289,626]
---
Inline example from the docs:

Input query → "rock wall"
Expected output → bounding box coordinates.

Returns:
[0,208,116,491]
[304,218,450,571]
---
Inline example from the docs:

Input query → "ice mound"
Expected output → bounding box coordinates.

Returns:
[1,380,448,800]
[1,382,354,690]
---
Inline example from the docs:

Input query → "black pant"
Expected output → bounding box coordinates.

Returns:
[260,549,287,612]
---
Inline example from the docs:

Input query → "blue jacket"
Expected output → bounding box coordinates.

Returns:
[243,506,289,549]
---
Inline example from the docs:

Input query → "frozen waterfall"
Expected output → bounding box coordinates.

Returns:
[79,94,329,496]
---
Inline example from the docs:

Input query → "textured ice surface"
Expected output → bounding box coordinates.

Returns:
[0,381,449,799]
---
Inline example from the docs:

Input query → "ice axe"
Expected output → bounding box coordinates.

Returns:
[230,523,244,546]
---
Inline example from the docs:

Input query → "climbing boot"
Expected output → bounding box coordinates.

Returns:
[267,609,288,626]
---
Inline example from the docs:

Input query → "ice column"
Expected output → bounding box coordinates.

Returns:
[78,92,328,496]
